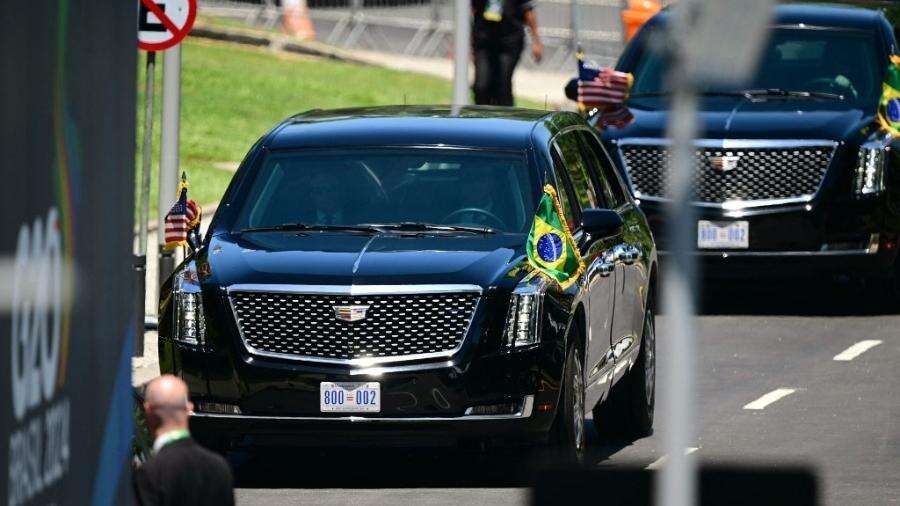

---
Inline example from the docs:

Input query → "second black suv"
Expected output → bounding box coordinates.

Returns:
[595,4,900,287]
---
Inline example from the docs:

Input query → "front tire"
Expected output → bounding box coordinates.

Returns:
[548,335,586,465]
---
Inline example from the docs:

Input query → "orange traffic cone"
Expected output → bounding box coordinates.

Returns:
[282,0,316,41]
[621,0,661,42]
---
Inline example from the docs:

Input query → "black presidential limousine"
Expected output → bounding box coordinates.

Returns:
[584,4,900,289]
[158,107,658,463]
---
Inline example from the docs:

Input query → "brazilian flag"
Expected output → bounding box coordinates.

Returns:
[877,55,900,137]
[526,185,586,289]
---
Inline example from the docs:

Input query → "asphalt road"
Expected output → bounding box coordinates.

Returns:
[231,278,900,506]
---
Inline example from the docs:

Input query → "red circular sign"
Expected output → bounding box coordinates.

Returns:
[137,0,197,52]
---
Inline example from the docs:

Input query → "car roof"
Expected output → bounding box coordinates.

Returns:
[649,3,887,31]
[264,105,576,151]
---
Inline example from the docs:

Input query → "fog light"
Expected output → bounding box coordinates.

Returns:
[464,395,533,417]
[195,402,241,415]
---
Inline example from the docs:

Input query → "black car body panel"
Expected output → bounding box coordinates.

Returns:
[158,106,658,448]
[596,3,900,279]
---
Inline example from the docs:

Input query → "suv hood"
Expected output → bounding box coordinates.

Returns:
[604,98,873,142]
[204,232,526,290]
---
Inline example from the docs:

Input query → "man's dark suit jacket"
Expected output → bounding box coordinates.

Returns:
[133,437,234,506]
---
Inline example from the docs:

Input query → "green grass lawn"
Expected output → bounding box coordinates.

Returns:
[137,37,543,216]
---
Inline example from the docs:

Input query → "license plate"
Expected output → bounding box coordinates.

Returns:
[320,382,381,413]
[697,220,749,249]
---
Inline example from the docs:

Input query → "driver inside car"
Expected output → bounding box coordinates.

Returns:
[450,170,506,229]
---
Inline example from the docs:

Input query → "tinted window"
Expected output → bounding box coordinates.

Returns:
[578,131,629,207]
[550,149,580,231]
[630,27,882,109]
[553,131,600,210]
[233,149,537,233]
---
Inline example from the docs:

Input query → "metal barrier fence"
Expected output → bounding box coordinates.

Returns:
[199,0,628,71]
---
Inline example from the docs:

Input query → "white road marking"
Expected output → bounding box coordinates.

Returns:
[743,388,796,410]
[645,447,699,470]
[833,340,882,361]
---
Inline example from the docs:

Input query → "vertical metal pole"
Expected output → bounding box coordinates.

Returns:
[659,3,699,505]
[158,45,182,292]
[452,0,470,108]
[570,0,580,51]
[135,51,156,358]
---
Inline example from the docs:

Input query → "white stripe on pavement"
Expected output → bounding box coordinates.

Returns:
[743,388,796,410]
[833,340,882,361]
[645,447,699,470]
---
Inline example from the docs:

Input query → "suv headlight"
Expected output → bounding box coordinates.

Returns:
[173,262,205,346]
[503,276,548,349]
[855,141,889,196]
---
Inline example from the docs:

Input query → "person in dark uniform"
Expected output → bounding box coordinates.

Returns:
[133,375,234,506]
[472,0,543,106]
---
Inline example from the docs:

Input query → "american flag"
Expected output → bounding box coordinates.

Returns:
[576,54,633,110]
[164,180,201,250]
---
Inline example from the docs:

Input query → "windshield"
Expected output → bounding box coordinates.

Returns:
[630,27,883,108]
[233,149,538,234]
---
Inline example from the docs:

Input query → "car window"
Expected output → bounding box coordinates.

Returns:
[232,149,537,233]
[578,130,629,208]
[630,27,882,109]
[550,147,580,231]
[552,131,600,211]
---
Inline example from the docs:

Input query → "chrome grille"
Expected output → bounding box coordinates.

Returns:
[229,289,480,363]
[619,143,836,205]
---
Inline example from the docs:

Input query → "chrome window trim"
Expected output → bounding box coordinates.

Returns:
[191,395,534,422]
[615,138,838,209]
[227,284,483,366]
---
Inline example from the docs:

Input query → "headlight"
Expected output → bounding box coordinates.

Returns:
[855,142,888,196]
[173,262,205,346]
[503,276,548,349]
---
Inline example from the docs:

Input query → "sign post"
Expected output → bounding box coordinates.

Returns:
[135,50,156,357]
[136,0,196,355]
[657,2,773,506]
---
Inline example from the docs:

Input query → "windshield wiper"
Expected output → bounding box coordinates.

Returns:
[364,222,496,234]
[741,88,845,101]
[240,223,380,234]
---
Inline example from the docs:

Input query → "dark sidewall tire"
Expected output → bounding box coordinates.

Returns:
[592,298,656,440]
[547,334,586,466]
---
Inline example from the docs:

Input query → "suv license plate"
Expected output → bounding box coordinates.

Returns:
[320,382,381,413]
[698,220,749,249]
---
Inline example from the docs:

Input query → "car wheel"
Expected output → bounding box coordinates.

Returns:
[592,299,656,440]
[548,335,586,465]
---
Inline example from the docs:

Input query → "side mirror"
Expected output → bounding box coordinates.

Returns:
[581,208,623,237]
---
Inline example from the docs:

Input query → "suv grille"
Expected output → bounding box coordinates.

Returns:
[229,290,480,363]
[619,143,836,204]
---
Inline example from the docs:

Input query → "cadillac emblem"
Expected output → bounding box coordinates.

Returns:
[333,305,369,322]
[709,154,741,172]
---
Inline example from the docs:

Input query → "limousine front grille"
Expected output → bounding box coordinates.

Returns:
[619,142,836,205]
[229,289,480,363]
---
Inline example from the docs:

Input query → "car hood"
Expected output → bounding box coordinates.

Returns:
[203,231,527,290]
[604,98,873,143]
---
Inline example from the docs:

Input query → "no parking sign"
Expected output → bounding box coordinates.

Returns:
[137,0,197,51]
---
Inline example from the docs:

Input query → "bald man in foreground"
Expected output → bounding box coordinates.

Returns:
[134,375,234,506]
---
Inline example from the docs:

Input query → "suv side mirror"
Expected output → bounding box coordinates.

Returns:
[582,208,623,237]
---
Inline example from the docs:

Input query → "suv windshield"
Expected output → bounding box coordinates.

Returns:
[630,27,883,108]
[233,149,537,234]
